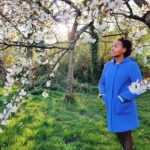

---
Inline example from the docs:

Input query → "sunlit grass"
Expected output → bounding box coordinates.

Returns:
[0,88,149,150]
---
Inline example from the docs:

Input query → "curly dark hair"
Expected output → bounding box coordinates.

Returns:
[118,38,132,58]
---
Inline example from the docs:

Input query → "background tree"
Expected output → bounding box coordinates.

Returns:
[0,0,149,106]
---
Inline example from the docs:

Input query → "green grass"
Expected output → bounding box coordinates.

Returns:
[0,88,149,150]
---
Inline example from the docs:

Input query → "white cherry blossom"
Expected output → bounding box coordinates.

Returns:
[42,91,49,98]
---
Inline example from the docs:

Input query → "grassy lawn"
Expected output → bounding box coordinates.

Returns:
[0,88,150,150]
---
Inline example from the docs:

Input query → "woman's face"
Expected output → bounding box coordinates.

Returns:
[111,40,126,57]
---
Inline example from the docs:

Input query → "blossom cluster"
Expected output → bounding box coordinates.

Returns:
[128,79,150,95]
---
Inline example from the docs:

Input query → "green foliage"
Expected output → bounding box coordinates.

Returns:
[73,80,98,94]
[30,88,44,95]
[74,42,93,83]
[89,23,100,82]
[0,86,18,112]
[134,55,150,78]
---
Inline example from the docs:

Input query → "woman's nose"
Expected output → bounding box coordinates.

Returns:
[111,47,115,51]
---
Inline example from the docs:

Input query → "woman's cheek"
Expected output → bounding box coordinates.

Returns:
[116,49,123,55]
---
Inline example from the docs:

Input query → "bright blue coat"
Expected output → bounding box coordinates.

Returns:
[98,56,143,133]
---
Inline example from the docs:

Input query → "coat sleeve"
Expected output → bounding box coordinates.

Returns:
[118,62,143,102]
[98,63,108,95]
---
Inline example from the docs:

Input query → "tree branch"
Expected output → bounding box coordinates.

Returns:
[0,41,68,50]
[111,0,150,28]
[111,12,150,28]
[40,49,69,87]
[0,12,31,43]
[61,0,81,16]
[123,0,133,15]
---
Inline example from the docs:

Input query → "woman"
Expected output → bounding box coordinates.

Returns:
[98,38,143,150]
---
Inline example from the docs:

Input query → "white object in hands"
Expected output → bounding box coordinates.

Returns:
[128,79,150,95]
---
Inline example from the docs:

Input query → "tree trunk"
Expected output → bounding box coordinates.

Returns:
[64,17,78,103]
[0,58,6,84]
[64,43,76,103]
[27,47,34,90]
[89,23,100,84]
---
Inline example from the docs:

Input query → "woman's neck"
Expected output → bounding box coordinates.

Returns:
[114,55,124,64]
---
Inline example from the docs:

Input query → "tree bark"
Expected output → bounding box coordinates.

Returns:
[27,47,34,90]
[0,58,6,84]
[64,16,93,103]
[64,16,78,103]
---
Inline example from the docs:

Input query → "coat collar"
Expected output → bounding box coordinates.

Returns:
[110,56,134,64]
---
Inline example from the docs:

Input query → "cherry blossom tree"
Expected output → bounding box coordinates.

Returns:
[0,0,149,130]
